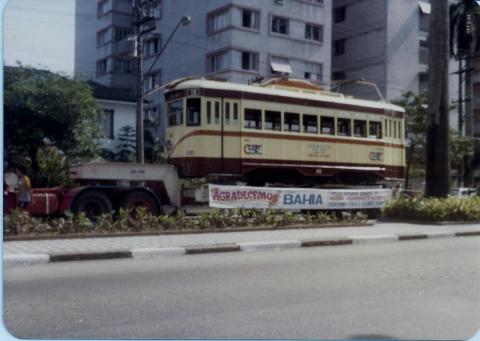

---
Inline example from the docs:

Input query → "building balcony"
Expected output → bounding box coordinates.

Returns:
[112,40,135,57]
[97,40,135,60]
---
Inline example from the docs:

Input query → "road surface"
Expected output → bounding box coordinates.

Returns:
[3,237,480,339]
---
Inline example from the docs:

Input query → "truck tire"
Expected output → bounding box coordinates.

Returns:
[71,190,113,219]
[120,190,160,217]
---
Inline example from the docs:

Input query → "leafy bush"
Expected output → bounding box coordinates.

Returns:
[383,197,480,221]
[3,208,369,237]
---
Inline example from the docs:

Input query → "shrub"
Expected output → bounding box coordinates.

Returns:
[4,208,369,237]
[383,196,480,221]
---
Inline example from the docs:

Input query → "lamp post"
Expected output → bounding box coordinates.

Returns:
[135,13,191,164]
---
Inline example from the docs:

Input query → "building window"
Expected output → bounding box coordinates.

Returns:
[97,28,111,47]
[145,70,161,91]
[265,110,281,131]
[284,112,300,132]
[270,56,292,75]
[168,100,184,126]
[321,116,335,135]
[207,8,231,34]
[334,6,346,23]
[337,118,351,136]
[244,108,262,129]
[304,62,322,81]
[114,0,133,15]
[96,59,108,74]
[332,71,346,81]
[241,51,259,71]
[144,107,158,122]
[97,0,110,18]
[305,24,322,42]
[207,51,228,73]
[271,16,289,35]
[334,39,346,56]
[114,27,131,41]
[242,9,260,30]
[98,109,114,139]
[112,58,133,73]
[186,98,201,126]
[145,36,160,57]
[303,115,318,134]
[419,73,428,92]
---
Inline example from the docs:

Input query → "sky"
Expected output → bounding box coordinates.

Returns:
[3,0,76,74]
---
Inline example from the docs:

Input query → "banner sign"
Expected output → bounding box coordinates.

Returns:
[209,185,392,210]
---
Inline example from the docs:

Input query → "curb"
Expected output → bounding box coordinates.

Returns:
[3,229,480,267]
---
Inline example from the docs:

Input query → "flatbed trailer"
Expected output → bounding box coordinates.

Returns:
[4,162,181,218]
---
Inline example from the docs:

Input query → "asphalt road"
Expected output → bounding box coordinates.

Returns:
[3,237,480,339]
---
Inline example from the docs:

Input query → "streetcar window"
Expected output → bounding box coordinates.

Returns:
[233,103,239,125]
[225,102,230,125]
[385,119,388,137]
[389,119,392,138]
[265,110,281,131]
[369,121,382,139]
[244,108,262,129]
[215,102,220,124]
[337,118,351,136]
[168,99,184,126]
[207,101,212,124]
[303,114,318,134]
[393,121,397,139]
[284,112,300,132]
[353,120,367,137]
[186,98,201,126]
[320,116,335,135]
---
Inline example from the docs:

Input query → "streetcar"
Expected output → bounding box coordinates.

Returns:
[164,77,405,186]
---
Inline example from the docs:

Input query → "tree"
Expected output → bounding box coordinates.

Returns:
[4,65,101,176]
[450,130,475,177]
[393,92,428,190]
[426,0,451,197]
[116,125,136,162]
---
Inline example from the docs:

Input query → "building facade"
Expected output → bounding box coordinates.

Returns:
[331,0,464,129]
[473,59,480,140]
[331,0,432,101]
[75,0,332,147]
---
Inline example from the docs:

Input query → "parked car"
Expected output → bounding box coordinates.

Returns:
[449,187,478,198]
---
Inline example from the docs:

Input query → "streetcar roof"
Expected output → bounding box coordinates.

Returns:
[165,78,405,113]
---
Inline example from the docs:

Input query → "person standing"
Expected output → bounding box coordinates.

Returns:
[15,166,33,209]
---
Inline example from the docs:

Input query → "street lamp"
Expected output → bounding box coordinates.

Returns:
[136,15,191,164]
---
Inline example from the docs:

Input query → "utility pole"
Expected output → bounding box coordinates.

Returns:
[132,1,190,164]
[133,0,158,164]
[425,0,450,197]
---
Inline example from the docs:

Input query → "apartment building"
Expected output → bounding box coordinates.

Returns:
[331,0,464,132]
[474,59,480,140]
[331,0,431,100]
[75,0,332,154]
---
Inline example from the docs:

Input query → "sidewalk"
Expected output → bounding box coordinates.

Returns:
[3,222,480,267]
